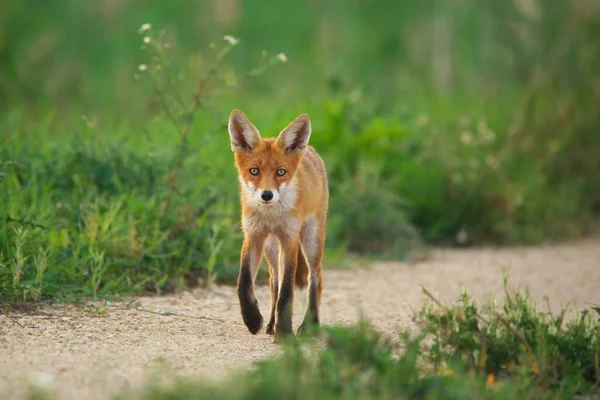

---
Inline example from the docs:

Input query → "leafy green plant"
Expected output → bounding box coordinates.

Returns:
[124,283,600,400]
[327,159,419,257]
[416,278,600,394]
[0,27,287,301]
[134,26,287,217]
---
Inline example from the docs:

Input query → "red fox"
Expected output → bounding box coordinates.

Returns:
[227,109,329,342]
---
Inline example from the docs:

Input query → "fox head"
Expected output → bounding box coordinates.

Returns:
[228,109,311,206]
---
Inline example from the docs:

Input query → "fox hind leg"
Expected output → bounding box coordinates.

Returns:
[274,238,299,343]
[263,235,279,335]
[297,215,324,335]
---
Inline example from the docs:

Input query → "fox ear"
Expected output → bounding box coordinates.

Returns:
[228,109,261,153]
[276,114,311,155]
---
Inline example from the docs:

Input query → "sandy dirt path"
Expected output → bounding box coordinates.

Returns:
[1,238,599,400]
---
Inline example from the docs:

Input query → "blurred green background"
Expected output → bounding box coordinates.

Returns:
[1,0,599,301]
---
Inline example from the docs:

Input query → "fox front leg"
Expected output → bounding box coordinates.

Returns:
[237,235,266,334]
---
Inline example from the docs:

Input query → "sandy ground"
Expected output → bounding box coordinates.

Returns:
[1,237,600,400]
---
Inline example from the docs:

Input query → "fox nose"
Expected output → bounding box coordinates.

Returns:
[261,190,274,202]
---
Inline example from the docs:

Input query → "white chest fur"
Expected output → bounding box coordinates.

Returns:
[241,178,299,240]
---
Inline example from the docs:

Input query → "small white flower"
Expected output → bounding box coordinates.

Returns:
[143,36,151,44]
[460,131,472,144]
[139,23,152,33]
[223,35,239,45]
[481,129,495,143]
[477,119,488,135]
[277,53,287,63]
[485,155,500,170]
[138,64,148,72]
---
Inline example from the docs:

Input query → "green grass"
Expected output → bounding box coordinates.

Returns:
[27,279,600,400]
[1,1,600,301]
[1,95,592,301]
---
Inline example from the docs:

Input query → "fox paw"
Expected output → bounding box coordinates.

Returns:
[273,330,294,344]
[265,320,275,335]
[241,299,263,335]
[297,319,319,336]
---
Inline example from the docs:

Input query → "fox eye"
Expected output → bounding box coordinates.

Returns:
[249,168,260,176]
[276,168,287,177]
